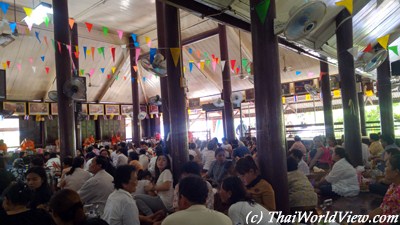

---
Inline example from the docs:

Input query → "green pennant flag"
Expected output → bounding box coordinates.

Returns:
[389,46,399,56]
[205,59,211,66]
[102,27,109,36]
[44,16,50,27]
[256,0,270,24]
[204,52,209,58]
[242,58,248,69]
[115,75,119,80]
[98,47,105,58]
[80,69,84,76]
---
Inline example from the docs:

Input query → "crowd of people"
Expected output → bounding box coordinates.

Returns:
[0,133,399,225]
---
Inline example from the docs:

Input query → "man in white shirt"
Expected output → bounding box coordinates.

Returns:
[162,176,231,225]
[102,165,140,225]
[221,138,233,158]
[289,149,310,175]
[115,149,128,167]
[78,156,114,215]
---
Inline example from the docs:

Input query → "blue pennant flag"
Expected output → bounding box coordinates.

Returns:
[142,77,146,82]
[131,77,135,82]
[149,48,157,64]
[9,22,16,33]
[295,71,302,76]
[0,2,9,14]
[100,68,105,74]
[131,33,137,42]
[41,56,45,62]
[83,46,87,59]
[188,48,193,54]
[189,62,193,72]
[35,31,41,44]
[134,42,139,47]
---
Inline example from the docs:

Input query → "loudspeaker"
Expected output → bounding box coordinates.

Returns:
[391,60,400,76]
[0,70,5,100]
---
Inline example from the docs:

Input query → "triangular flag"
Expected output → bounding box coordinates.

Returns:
[17,63,21,71]
[347,47,359,59]
[230,59,236,71]
[293,95,297,102]
[212,54,215,59]
[255,0,270,24]
[32,66,36,73]
[44,36,48,47]
[112,67,116,74]
[123,76,127,81]
[377,34,390,50]
[44,16,50,27]
[200,61,205,70]
[170,48,181,67]
[333,90,341,97]
[282,97,286,104]
[83,46,87,59]
[57,41,62,53]
[89,68,95,77]
[9,22,16,33]
[135,48,141,64]
[189,61,193,72]
[145,37,151,47]
[149,48,157,64]
[45,66,50,74]
[80,69,85,76]
[389,46,399,56]
[204,52,209,58]
[0,2,9,14]
[115,75,119,80]
[305,94,311,100]
[85,22,93,32]
[188,48,193,54]
[102,27,109,36]
[196,50,201,58]
[117,30,123,40]
[74,52,79,59]
[66,44,72,56]
[23,7,33,17]
[131,33,137,42]
[242,59,248,69]
[98,47,105,58]
[91,47,95,60]
[111,47,116,62]
[100,68,105,73]
[335,0,353,14]
[221,60,226,71]
[183,66,186,73]
[212,60,217,71]
[41,56,45,62]
[35,31,41,43]
[6,61,10,68]
[205,59,211,66]
[295,71,302,76]
[2,63,6,70]
[363,43,373,52]
[308,72,314,78]
[215,57,220,64]
[107,74,111,79]
[134,42,139,47]
[133,66,138,72]
[68,18,75,29]
[142,77,146,82]
[236,67,240,74]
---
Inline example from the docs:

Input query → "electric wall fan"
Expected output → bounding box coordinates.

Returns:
[274,1,327,41]
[212,98,224,107]
[48,91,58,102]
[304,84,319,96]
[63,77,87,101]
[140,53,167,77]
[0,109,14,118]
[149,95,162,105]
[357,49,388,72]
[138,111,147,120]
[231,92,243,105]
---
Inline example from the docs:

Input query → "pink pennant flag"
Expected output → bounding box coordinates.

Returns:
[57,41,62,53]
[117,30,123,40]
[17,63,21,71]
[135,48,141,64]
[44,36,48,47]
[111,47,116,62]
[308,72,314,78]
[45,66,50,74]
[212,60,217,71]
[66,44,72,56]
[26,20,33,31]
[89,68,95,77]
[29,57,33,64]
[197,62,201,69]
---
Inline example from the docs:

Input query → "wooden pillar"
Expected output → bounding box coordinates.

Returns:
[164,4,188,181]
[129,38,141,146]
[71,24,82,150]
[219,25,235,141]
[250,0,288,213]
[53,0,76,158]
[377,56,394,139]
[320,59,334,139]
[336,10,362,166]
[156,0,171,144]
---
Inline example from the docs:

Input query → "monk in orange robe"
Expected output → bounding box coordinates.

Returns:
[21,138,35,151]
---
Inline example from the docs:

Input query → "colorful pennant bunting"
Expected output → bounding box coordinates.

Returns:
[2,63,6,70]
[85,22,93,32]
[389,46,399,56]
[255,0,270,24]
[133,66,138,72]
[23,7,33,17]
[170,48,181,67]
[0,2,9,14]
[145,37,151,47]
[377,34,390,50]
[131,33,137,42]
[102,27,109,36]
[188,48,193,54]
[112,67,116,74]
[230,59,236,71]
[363,43,373,52]
[149,48,157,64]
[221,60,226,72]
[189,61,193,72]
[100,68,105,73]
[135,48,141,64]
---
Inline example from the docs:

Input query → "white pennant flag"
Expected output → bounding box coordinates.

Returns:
[221,60,226,72]
[32,66,36,73]
[347,47,359,60]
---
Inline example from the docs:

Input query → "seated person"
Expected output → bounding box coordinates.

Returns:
[369,133,384,160]
[206,148,230,186]
[308,136,332,170]
[289,135,307,156]
[316,147,359,197]
[162,176,231,225]
[220,176,279,225]
[289,149,309,175]
[287,157,317,213]
[0,182,54,225]
[235,156,276,211]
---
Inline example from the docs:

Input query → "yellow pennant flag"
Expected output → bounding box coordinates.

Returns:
[200,61,205,70]
[75,45,79,53]
[377,34,390,50]
[305,94,311,100]
[333,90,341,97]
[87,49,91,56]
[35,116,41,121]
[112,67,116,73]
[23,7,33,17]
[335,0,353,14]
[2,62,7,70]
[365,90,374,97]
[170,48,181,67]
[282,97,286,104]
[94,115,98,120]
[183,66,186,73]
[110,115,115,120]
